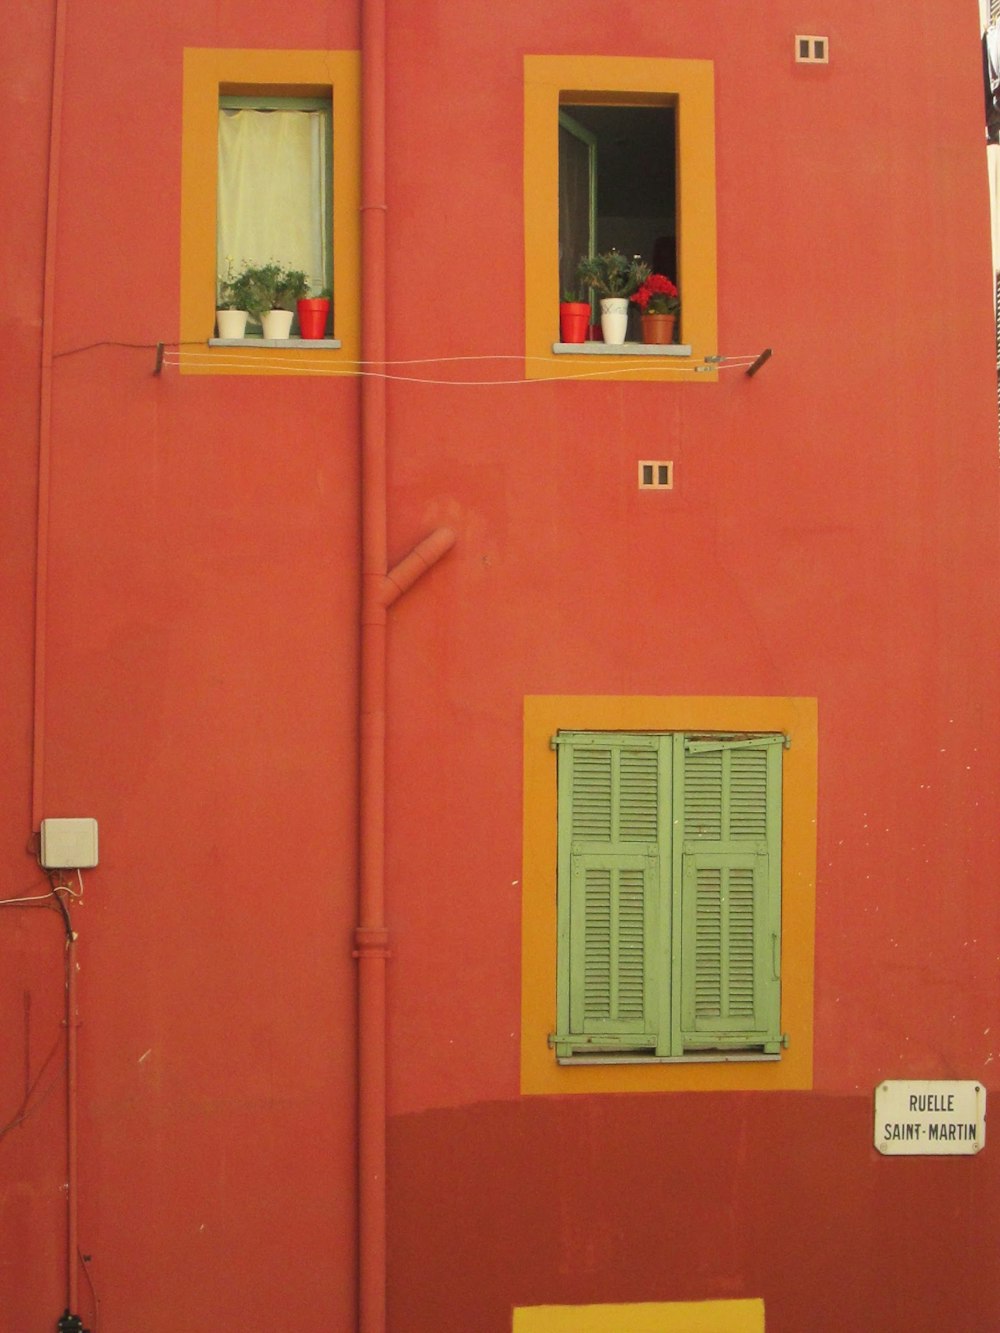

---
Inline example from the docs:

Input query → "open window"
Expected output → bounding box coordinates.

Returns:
[559,101,677,338]
[524,55,717,380]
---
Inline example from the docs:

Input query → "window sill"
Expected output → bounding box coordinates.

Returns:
[209,337,342,349]
[556,1052,782,1066]
[552,341,693,356]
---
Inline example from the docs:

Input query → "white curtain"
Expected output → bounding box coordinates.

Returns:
[989,145,1000,275]
[217,109,328,293]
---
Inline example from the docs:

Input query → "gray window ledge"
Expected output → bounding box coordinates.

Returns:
[556,1052,781,1066]
[552,341,692,356]
[208,338,342,349]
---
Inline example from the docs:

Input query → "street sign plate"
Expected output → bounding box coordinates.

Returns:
[875,1080,986,1156]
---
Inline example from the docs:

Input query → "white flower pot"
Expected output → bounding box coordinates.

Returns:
[599,297,630,345]
[261,309,294,339]
[216,309,248,338]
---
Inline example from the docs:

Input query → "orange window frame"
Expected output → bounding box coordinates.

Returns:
[180,48,361,375]
[524,55,718,383]
[520,695,817,1096]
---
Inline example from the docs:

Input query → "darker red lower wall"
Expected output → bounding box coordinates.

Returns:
[389,1094,999,1333]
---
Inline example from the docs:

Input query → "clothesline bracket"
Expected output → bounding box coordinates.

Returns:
[746,347,773,377]
[153,343,164,375]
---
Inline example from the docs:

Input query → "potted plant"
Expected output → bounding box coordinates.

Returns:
[576,250,650,345]
[230,262,310,339]
[297,285,332,340]
[631,273,679,344]
[559,288,590,344]
[216,259,252,339]
[265,264,309,339]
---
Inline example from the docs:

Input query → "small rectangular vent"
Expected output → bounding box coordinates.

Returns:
[795,35,828,63]
[638,460,673,490]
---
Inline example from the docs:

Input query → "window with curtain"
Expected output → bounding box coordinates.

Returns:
[217,96,333,310]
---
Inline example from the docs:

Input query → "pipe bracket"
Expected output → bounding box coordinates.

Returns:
[353,926,391,959]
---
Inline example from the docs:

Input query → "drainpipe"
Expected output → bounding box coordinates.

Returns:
[35,1,78,1325]
[64,930,80,1322]
[34,0,67,833]
[356,0,390,1327]
[356,0,454,1329]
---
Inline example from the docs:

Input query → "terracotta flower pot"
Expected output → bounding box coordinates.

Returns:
[641,312,676,344]
[559,301,590,343]
[297,297,331,339]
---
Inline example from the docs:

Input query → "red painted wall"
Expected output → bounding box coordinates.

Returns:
[3,3,362,1329]
[2,1,998,1330]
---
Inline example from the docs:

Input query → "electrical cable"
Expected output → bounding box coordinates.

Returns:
[52,339,204,359]
[78,1248,99,1332]
[0,877,77,1142]
[0,1027,63,1143]
[0,872,79,908]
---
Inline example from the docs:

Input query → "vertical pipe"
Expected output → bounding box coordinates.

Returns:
[36,0,75,1319]
[33,0,68,832]
[357,0,390,1325]
[65,934,79,1316]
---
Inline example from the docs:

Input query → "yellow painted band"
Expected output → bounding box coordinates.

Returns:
[513,1298,766,1332]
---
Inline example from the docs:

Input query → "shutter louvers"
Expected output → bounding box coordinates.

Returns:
[556,730,782,1062]
[558,734,662,1055]
[686,852,765,1033]
[683,749,723,839]
[729,748,768,839]
[571,746,613,841]
[679,737,781,1051]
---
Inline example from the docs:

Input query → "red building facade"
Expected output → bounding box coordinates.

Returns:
[2,3,999,1330]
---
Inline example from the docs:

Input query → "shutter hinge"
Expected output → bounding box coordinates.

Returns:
[782,1032,791,1049]
[685,733,789,754]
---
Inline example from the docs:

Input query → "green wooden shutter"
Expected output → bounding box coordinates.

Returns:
[555,734,665,1056]
[676,736,782,1052]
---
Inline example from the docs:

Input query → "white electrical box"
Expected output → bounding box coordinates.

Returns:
[40,818,99,869]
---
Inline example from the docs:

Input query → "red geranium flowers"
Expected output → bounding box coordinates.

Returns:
[631,273,679,314]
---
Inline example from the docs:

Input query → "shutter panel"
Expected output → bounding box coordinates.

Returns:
[678,737,781,1051]
[556,734,663,1055]
[681,851,770,1038]
[569,853,656,1038]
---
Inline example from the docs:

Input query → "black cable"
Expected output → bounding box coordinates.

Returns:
[52,339,206,360]
[48,875,74,942]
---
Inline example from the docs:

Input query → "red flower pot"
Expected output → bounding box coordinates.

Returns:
[297,297,331,339]
[559,301,590,344]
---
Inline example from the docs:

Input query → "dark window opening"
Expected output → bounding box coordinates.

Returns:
[558,102,677,303]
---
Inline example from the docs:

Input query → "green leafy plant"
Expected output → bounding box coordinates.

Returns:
[217,258,253,311]
[273,267,309,310]
[576,250,650,299]
[218,261,312,318]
